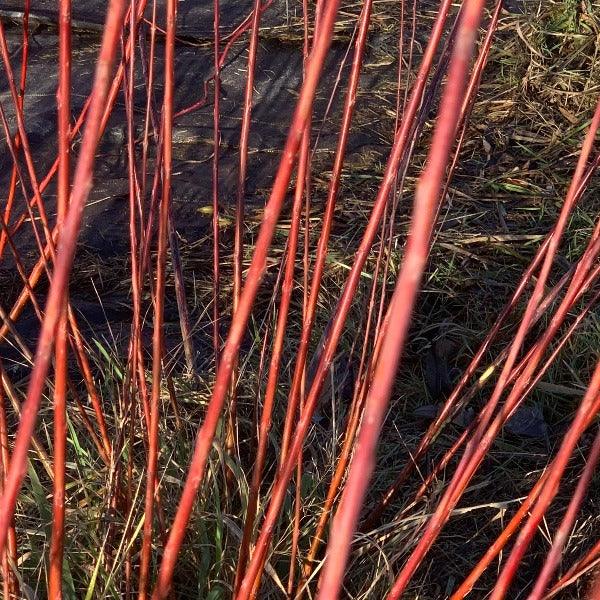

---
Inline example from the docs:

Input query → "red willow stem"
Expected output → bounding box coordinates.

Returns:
[445,297,600,595]
[376,0,460,328]
[528,425,600,600]
[396,109,600,591]
[0,0,29,261]
[402,272,599,596]
[392,2,593,516]
[490,361,600,600]
[122,0,146,593]
[140,131,164,291]
[256,15,372,600]
[0,1,140,459]
[1,9,99,273]
[372,0,411,354]
[0,236,52,340]
[312,2,485,598]
[156,1,194,383]
[173,0,274,120]
[246,231,293,442]
[213,0,236,482]
[295,0,386,591]
[139,0,158,205]
[0,171,109,463]
[0,301,104,466]
[212,0,221,369]
[436,245,600,599]
[0,384,17,599]
[0,390,7,600]
[545,540,600,598]
[238,121,309,596]
[1,0,117,526]
[299,211,389,596]
[0,112,111,464]
[237,0,456,594]
[365,149,600,529]
[0,164,19,261]
[2,0,142,250]
[0,0,126,558]
[135,73,170,439]
[0,173,45,324]
[288,121,311,600]
[279,0,455,466]
[4,5,150,465]
[229,0,262,506]
[68,312,112,456]
[123,0,143,415]
[478,231,600,600]
[454,466,549,598]
[0,115,52,286]
[0,22,55,257]
[48,0,72,596]
[421,262,600,510]
[135,13,188,402]
[388,97,600,597]
[0,0,149,343]
[151,2,341,596]
[138,0,177,596]
[233,56,310,594]
[287,1,315,593]
[431,0,502,229]
[49,317,68,600]
[134,11,158,452]
[366,173,598,530]
[449,330,600,600]
[359,0,505,529]
[0,363,53,479]
[0,108,112,464]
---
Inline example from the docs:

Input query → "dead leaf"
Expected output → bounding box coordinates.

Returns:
[506,404,548,439]
[414,404,439,420]
[423,336,456,400]
[414,403,474,428]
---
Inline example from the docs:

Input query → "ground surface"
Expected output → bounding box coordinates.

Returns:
[0,0,600,598]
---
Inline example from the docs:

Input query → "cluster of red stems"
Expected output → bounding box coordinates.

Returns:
[0,0,599,598]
